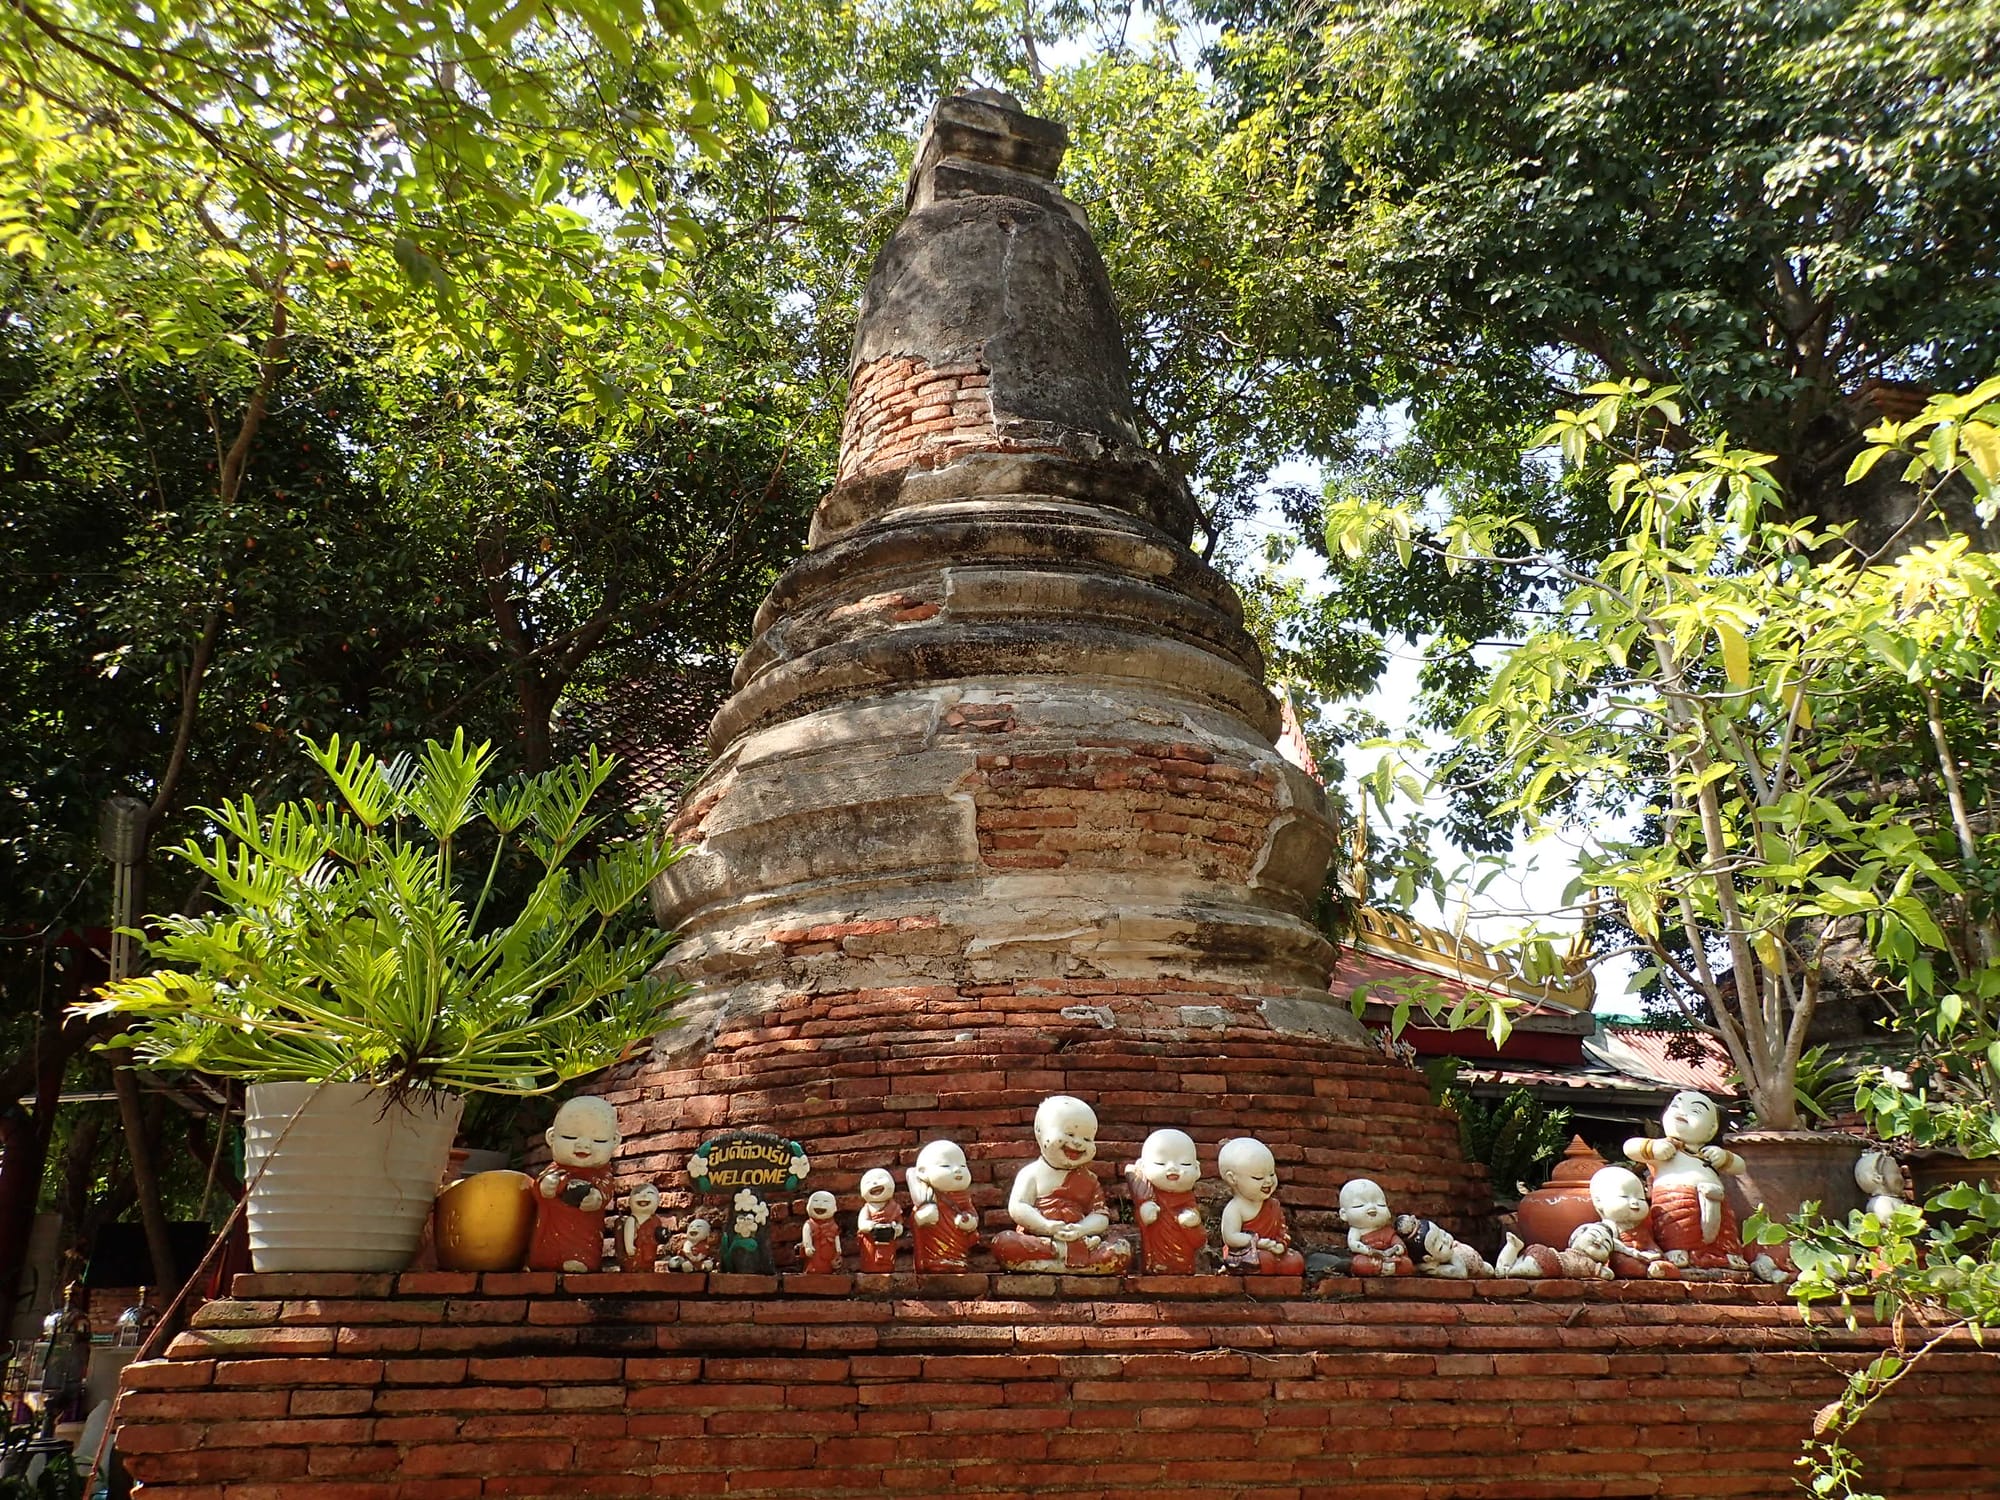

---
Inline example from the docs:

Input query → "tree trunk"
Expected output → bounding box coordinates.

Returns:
[113,1065,179,1290]
[0,1051,64,1337]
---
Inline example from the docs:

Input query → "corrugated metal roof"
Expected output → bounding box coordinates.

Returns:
[1458,1063,1673,1095]
[1584,1026,1736,1094]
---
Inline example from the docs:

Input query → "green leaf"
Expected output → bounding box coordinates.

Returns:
[1716,619,1750,689]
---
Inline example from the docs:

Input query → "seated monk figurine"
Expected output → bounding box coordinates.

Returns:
[1217,1137,1305,1275]
[1339,1178,1414,1276]
[528,1095,619,1272]
[1496,1221,1617,1280]
[667,1216,716,1274]
[1624,1091,1753,1272]
[1125,1128,1207,1275]
[800,1190,842,1274]
[855,1168,905,1272]
[908,1140,982,1273]
[1590,1165,1679,1279]
[990,1095,1133,1274]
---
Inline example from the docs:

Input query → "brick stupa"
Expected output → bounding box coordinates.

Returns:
[111,94,2000,1500]
[607,89,1485,1238]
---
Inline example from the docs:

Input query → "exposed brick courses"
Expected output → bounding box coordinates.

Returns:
[838,356,1081,483]
[114,1274,2000,1498]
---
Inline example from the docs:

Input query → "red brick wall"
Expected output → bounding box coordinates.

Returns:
[838,356,997,482]
[971,737,1277,880]
[600,985,1492,1250]
[116,1272,2000,1498]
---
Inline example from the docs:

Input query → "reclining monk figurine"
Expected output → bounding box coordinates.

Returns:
[990,1095,1133,1275]
[1625,1091,1782,1279]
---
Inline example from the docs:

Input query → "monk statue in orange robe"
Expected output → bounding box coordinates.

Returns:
[1339,1177,1414,1276]
[908,1140,982,1273]
[1625,1091,1786,1282]
[1590,1165,1679,1279]
[1125,1129,1207,1275]
[528,1095,619,1273]
[1218,1137,1305,1275]
[990,1095,1132,1274]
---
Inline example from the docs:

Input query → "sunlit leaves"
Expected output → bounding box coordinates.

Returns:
[78,734,687,1094]
[0,0,767,417]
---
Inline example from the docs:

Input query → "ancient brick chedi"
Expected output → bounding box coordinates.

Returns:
[113,91,2000,1500]
[608,90,1484,1233]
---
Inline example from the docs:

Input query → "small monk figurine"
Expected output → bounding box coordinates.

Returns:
[528,1095,620,1272]
[1394,1213,1495,1278]
[908,1140,981,1273]
[667,1216,717,1273]
[855,1167,905,1272]
[1339,1178,1414,1276]
[800,1190,842,1274]
[1217,1137,1305,1275]
[1624,1091,1754,1272]
[1590,1165,1679,1279]
[1856,1150,1914,1224]
[615,1181,666,1273]
[990,1095,1133,1274]
[1496,1221,1617,1280]
[1124,1128,1207,1275]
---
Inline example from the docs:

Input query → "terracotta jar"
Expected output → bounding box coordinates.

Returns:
[1514,1136,1609,1248]
[1903,1150,2000,1209]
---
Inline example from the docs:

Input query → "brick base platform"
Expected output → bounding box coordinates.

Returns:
[115,1272,2000,1498]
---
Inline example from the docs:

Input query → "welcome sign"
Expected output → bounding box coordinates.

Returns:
[687,1131,809,1196]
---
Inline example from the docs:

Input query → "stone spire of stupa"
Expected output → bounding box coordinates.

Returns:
[617,92,1486,1237]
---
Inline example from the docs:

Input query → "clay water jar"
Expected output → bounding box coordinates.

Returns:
[1724,1130,1866,1228]
[1514,1136,1608,1247]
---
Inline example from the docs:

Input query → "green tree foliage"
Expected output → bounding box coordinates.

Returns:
[1206,0,2000,736]
[1334,380,2000,1128]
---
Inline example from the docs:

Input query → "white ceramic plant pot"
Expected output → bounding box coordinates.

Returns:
[243,1082,464,1273]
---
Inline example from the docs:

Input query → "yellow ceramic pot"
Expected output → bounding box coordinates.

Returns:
[433,1169,535,1272]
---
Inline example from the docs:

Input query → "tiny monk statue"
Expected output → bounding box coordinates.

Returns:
[855,1167,906,1272]
[1217,1137,1305,1275]
[800,1190,843,1273]
[667,1216,717,1273]
[1124,1128,1207,1275]
[908,1140,982,1273]
[1496,1222,1617,1280]
[1589,1165,1679,1279]
[1338,1178,1414,1276]
[616,1182,667,1273]
[528,1095,620,1272]
[990,1094,1133,1274]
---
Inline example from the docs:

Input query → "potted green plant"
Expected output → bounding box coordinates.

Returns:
[81,731,687,1272]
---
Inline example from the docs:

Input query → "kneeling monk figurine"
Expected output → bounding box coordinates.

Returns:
[1625,1091,1755,1272]
[990,1095,1132,1274]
